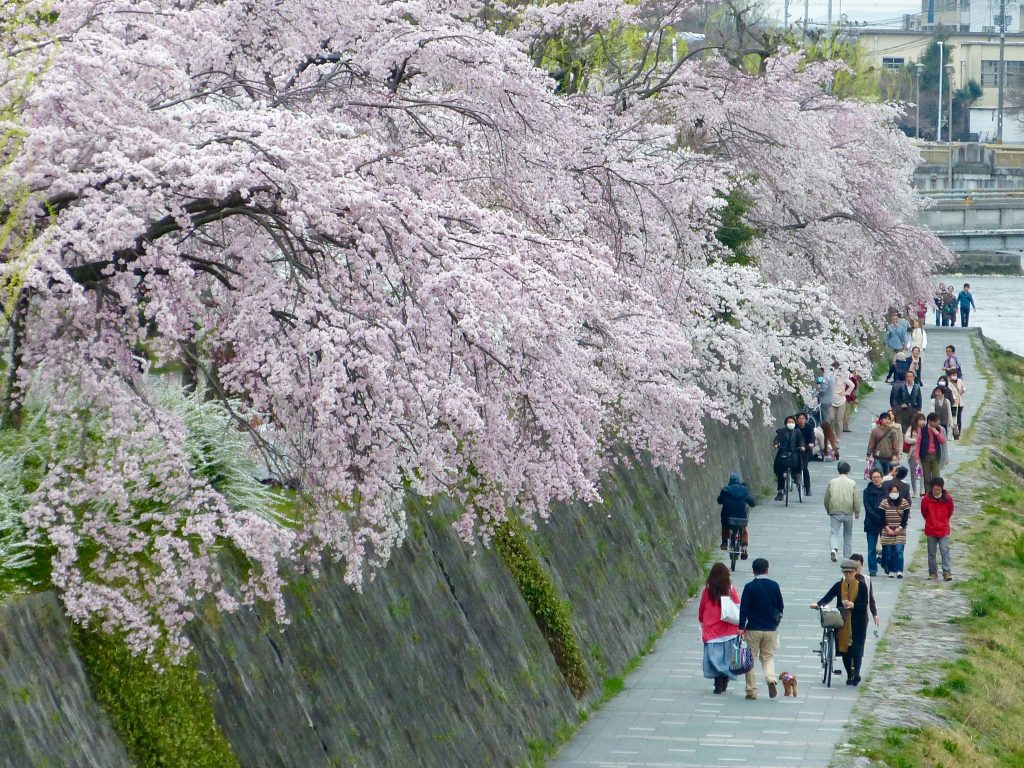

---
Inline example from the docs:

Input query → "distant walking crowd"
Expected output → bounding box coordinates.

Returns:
[701,302,966,701]
[933,283,976,328]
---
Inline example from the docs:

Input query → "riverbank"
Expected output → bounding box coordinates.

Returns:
[837,333,1024,768]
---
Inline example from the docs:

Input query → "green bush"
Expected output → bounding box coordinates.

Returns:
[75,628,239,768]
[494,519,589,698]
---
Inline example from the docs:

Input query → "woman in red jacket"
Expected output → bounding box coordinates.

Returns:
[920,477,955,581]
[698,562,741,694]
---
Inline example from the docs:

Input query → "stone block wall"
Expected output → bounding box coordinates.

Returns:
[0,400,791,768]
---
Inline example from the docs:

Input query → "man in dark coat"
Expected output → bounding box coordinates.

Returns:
[718,472,756,557]
[889,371,922,432]
[862,468,887,577]
[795,412,816,496]
[739,558,785,700]
[772,415,805,501]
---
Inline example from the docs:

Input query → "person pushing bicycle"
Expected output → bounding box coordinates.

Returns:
[718,471,756,559]
[809,559,869,686]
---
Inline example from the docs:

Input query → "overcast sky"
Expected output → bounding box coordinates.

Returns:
[765,0,920,25]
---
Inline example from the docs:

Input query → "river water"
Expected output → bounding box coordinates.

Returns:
[932,274,1024,357]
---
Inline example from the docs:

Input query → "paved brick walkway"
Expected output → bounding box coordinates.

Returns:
[552,328,986,768]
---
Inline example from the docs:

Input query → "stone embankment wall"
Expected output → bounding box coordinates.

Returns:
[0,401,790,768]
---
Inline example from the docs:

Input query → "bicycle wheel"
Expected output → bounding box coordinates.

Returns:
[824,631,835,687]
[795,470,803,503]
[784,474,790,507]
[818,635,827,680]
[729,533,738,572]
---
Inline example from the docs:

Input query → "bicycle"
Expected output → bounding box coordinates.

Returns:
[786,467,802,507]
[811,605,844,687]
[726,517,747,572]
[779,455,802,507]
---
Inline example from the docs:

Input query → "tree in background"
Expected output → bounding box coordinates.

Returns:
[894,34,981,141]
[0,0,950,660]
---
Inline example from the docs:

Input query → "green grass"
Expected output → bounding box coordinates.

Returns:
[848,336,1024,768]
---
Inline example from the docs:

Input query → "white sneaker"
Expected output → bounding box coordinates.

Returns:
[896,572,904,579]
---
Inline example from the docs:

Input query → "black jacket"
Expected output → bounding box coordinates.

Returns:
[718,481,756,524]
[739,577,785,631]
[772,428,804,470]
[862,484,887,534]
[798,422,816,452]
[890,382,922,412]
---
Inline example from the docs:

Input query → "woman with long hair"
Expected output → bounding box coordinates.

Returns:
[698,562,741,694]
[821,420,839,461]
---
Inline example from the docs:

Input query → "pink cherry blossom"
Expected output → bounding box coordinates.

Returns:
[0,0,950,659]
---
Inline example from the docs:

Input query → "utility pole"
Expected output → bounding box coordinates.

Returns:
[947,64,955,188]
[827,0,833,29]
[916,62,925,139]
[937,40,944,142]
[803,0,809,37]
[998,0,1007,142]
[784,0,790,28]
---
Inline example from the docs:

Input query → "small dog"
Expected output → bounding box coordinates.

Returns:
[780,671,798,697]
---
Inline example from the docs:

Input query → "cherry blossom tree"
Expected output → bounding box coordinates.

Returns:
[0,0,949,658]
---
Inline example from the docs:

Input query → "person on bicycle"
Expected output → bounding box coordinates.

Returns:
[809,559,869,686]
[795,412,816,496]
[718,472,756,558]
[772,415,805,501]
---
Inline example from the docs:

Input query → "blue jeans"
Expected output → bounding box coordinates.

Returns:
[866,532,880,575]
[960,307,970,327]
[882,543,905,573]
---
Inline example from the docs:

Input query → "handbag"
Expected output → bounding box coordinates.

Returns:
[729,636,754,674]
[720,596,740,625]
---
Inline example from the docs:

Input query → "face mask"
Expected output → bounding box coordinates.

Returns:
[938,380,947,386]
[889,492,900,500]
[786,423,795,430]
[951,377,958,382]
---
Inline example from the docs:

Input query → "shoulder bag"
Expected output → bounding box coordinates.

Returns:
[720,596,740,625]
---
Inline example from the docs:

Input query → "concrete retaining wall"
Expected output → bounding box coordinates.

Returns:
[0,401,790,768]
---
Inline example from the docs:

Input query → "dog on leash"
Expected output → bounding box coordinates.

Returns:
[779,671,798,697]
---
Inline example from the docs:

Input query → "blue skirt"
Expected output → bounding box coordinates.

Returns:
[703,636,739,679]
